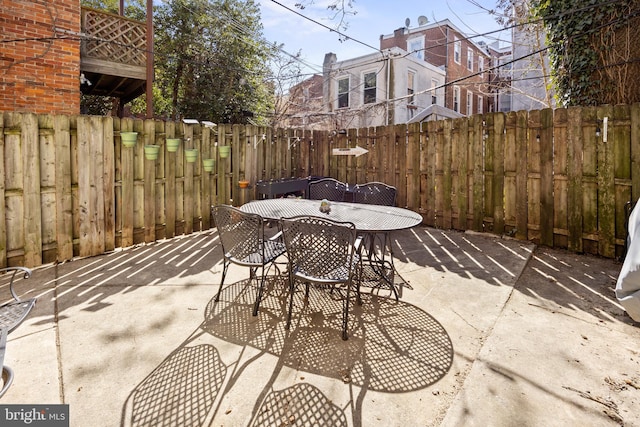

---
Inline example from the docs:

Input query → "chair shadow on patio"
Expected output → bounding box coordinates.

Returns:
[251,382,348,427]
[122,344,227,427]
[202,275,454,393]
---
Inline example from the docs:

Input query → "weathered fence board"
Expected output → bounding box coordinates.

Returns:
[527,110,541,242]
[54,114,74,261]
[470,114,483,232]
[613,104,632,257]
[484,113,496,233]
[2,106,640,267]
[492,112,506,235]
[581,107,599,254]
[39,115,57,262]
[22,113,42,267]
[539,108,554,247]
[425,120,437,227]
[164,120,178,239]
[567,107,584,253]
[515,110,528,241]
[598,105,616,258]
[143,119,156,242]
[553,108,568,248]
[407,123,420,211]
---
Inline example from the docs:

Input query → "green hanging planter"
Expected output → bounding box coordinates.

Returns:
[202,158,215,172]
[185,149,198,163]
[144,145,160,160]
[166,138,181,152]
[218,145,231,158]
[120,132,138,147]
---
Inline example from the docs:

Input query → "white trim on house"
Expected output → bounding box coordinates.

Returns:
[323,47,446,127]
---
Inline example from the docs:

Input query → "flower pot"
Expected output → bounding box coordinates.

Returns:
[166,138,181,152]
[120,132,138,147]
[239,180,249,189]
[218,145,231,158]
[184,149,198,163]
[144,145,160,160]
[202,158,215,172]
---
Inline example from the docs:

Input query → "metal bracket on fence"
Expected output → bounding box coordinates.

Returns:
[288,137,300,151]
[254,134,266,149]
[596,117,608,142]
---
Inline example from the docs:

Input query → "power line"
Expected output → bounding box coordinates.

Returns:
[312,6,640,118]
[267,0,382,53]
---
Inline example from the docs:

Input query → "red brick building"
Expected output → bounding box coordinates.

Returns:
[380,19,492,116]
[1,1,148,116]
[1,0,81,114]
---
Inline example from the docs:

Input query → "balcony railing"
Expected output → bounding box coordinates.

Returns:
[81,7,146,67]
[80,6,147,101]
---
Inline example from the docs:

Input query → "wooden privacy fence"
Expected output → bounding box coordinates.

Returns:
[0,104,639,268]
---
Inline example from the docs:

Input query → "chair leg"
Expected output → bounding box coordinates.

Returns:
[285,273,295,330]
[0,366,14,398]
[342,282,351,340]
[356,260,363,306]
[215,259,230,302]
[384,233,399,301]
[0,328,12,398]
[252,268,266,317]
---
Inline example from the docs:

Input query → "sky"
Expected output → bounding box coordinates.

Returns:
[256,0,511,76]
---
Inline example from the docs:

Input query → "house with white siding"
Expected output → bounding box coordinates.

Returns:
[322,47,446,129]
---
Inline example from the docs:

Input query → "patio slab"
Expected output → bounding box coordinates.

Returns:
[1,227,639,426]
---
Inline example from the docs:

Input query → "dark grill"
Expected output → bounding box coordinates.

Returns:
[256,178,311,199]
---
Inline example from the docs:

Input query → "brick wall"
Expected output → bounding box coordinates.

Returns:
[0,0,81,114]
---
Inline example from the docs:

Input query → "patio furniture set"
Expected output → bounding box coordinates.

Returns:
[211,179,422,340]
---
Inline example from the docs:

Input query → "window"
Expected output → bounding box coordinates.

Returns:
[338,77,349,108]
[408,37,424,61]
[498,90,512,112]
[454,37,461,63]
[499,55,512,78]
[453,86,460,112]
[477,95,483,114]
[479,56,484,76]
[407,70,415,105]
[467,91,473,114]
[363,72,376,104]
[467,48,474,71]
[431,78,438,104]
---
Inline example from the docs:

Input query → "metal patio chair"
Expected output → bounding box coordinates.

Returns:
[0,266,36,398]
[280,215,362,340]
[308,178,347,202]
[211,205,287,316]
[353,182,399,299]
[352,181,397,207]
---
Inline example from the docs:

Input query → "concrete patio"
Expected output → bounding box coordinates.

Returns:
[1,225,639,426]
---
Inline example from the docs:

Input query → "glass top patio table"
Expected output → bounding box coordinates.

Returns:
[240,198,423,232]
